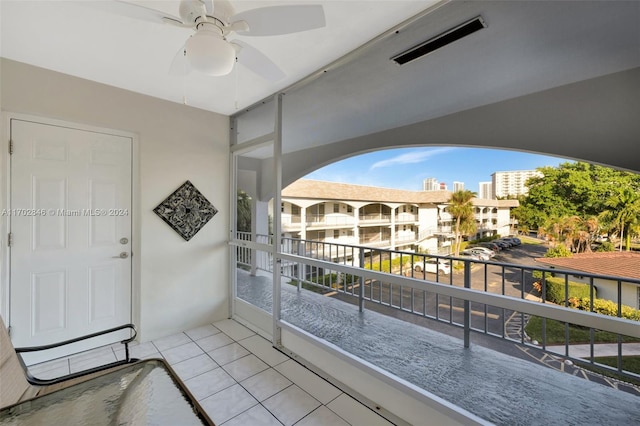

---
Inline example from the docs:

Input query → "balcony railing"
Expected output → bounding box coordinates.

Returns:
[233,234,640,382]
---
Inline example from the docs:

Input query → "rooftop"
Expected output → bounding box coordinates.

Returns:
[535,251,640,280]
[283,179,518,206]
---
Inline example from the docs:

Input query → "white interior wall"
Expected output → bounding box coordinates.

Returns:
[0,59,229,341]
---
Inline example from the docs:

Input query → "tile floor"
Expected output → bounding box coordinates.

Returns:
[27,319,395,426]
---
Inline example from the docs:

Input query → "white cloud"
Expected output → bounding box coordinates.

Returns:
[369,147,456,170]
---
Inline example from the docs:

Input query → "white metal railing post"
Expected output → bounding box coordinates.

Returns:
[359,248,365,312]
[273,93,284,347]
[463,259,471,348]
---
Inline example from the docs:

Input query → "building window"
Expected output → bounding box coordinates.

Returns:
[334,203,340,213]
[281,202,285,213]
[291,205,300,215]
[334,230,340,239]
[347,205,353,213]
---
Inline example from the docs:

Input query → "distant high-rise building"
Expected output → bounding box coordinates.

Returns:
[423,178,439,191]
[452,181,464,192]
[439,182,448,191]
[479,182,493,199]
[491,170,542,198]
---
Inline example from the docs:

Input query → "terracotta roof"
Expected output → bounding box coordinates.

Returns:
[283,179,518,207]
[535,252,640,280]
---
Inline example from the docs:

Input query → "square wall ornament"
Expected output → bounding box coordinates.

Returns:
[153,180,218,241]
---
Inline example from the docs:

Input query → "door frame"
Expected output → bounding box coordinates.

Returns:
[0,112,141,339]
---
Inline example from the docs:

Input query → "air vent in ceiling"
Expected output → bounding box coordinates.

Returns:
[391,16,486,66]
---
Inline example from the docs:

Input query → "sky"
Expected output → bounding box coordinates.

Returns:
[304,147,572,192]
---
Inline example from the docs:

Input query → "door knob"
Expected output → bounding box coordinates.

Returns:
[113,252,129,259]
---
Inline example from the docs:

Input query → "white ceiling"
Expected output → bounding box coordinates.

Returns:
[2,0,639,176]
[0,0,437,115]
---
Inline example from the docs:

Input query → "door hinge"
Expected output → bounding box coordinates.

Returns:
[8,233,13,247]
[7,326,11,337]
[8,139,13,155]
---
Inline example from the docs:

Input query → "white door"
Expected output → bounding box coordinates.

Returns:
[9,119,132,364]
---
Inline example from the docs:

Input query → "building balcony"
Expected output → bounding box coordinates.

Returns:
[305,214,356,229]
[359,214,391,225]
[233,237,640,425]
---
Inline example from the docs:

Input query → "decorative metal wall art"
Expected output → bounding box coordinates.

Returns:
[153,180,218,241]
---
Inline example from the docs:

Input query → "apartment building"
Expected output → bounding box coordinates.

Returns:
[491,170,543,198]
[280,179,517,254]
[479,181,493,200]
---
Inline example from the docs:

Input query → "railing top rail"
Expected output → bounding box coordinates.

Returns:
[236,234,640,285]
[276,252,640,338]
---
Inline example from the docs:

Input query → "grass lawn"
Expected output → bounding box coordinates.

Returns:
[524,316,640,345]
[519,236,543,245]
[577,356,640,386]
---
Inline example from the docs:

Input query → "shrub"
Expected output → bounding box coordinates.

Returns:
[571,297,640,321]
[545,245,572,258]
[595,241,615,252]
[535,276,593,304]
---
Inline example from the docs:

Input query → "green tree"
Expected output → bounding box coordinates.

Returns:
[448,190,477,256]
[515,162,640,232]
[237,190,252,233]
[602,187,640,251]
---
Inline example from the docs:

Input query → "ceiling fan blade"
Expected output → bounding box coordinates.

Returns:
[233,41,286,82]
[230,5,325,37]
[87,0,183,25]
[202,0,214,16]
[169,43,191,76]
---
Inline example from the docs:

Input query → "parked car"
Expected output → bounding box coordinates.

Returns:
[463,247,494,259]
[458,252,485,261]
[492,240,510,249]
[506,237,522,245]
[477,242,501,252]
[471,246,496,257]
[500,237,521,246]
[415,258,451,275]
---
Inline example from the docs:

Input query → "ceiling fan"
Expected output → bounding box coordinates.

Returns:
[100,0,326,81]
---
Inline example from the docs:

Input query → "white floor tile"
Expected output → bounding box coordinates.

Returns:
[199,383,258,425]
[161,342,205,365]
[213,319,255,341]
[67,346,114,363]
[327,394,393,426]
[185,367,236,400]
[28,358,70,377]
[295,406,350,426]
[262,385,321,426]
[222,404,282,426]
[69,351,118,374]
[222,354,269,382]
[28,362,70,380]
[238,334,289,366]
[171,353,218,381]
[114,342,162,359]
[241,368,292,402]
[195,333,234,352]
[114,341,160,360]
[26,319,396,426]
[208,342,250,366]
[185,324,221,341]
[152,332,192,351]
[275,360,342,405]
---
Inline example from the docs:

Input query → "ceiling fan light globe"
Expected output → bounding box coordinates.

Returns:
[186,31,235,76]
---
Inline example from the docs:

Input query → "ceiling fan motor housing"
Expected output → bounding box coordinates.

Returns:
[186,25,236,76]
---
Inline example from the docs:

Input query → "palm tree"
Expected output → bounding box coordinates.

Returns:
[603,187,640,251]
[448,190,477,256]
